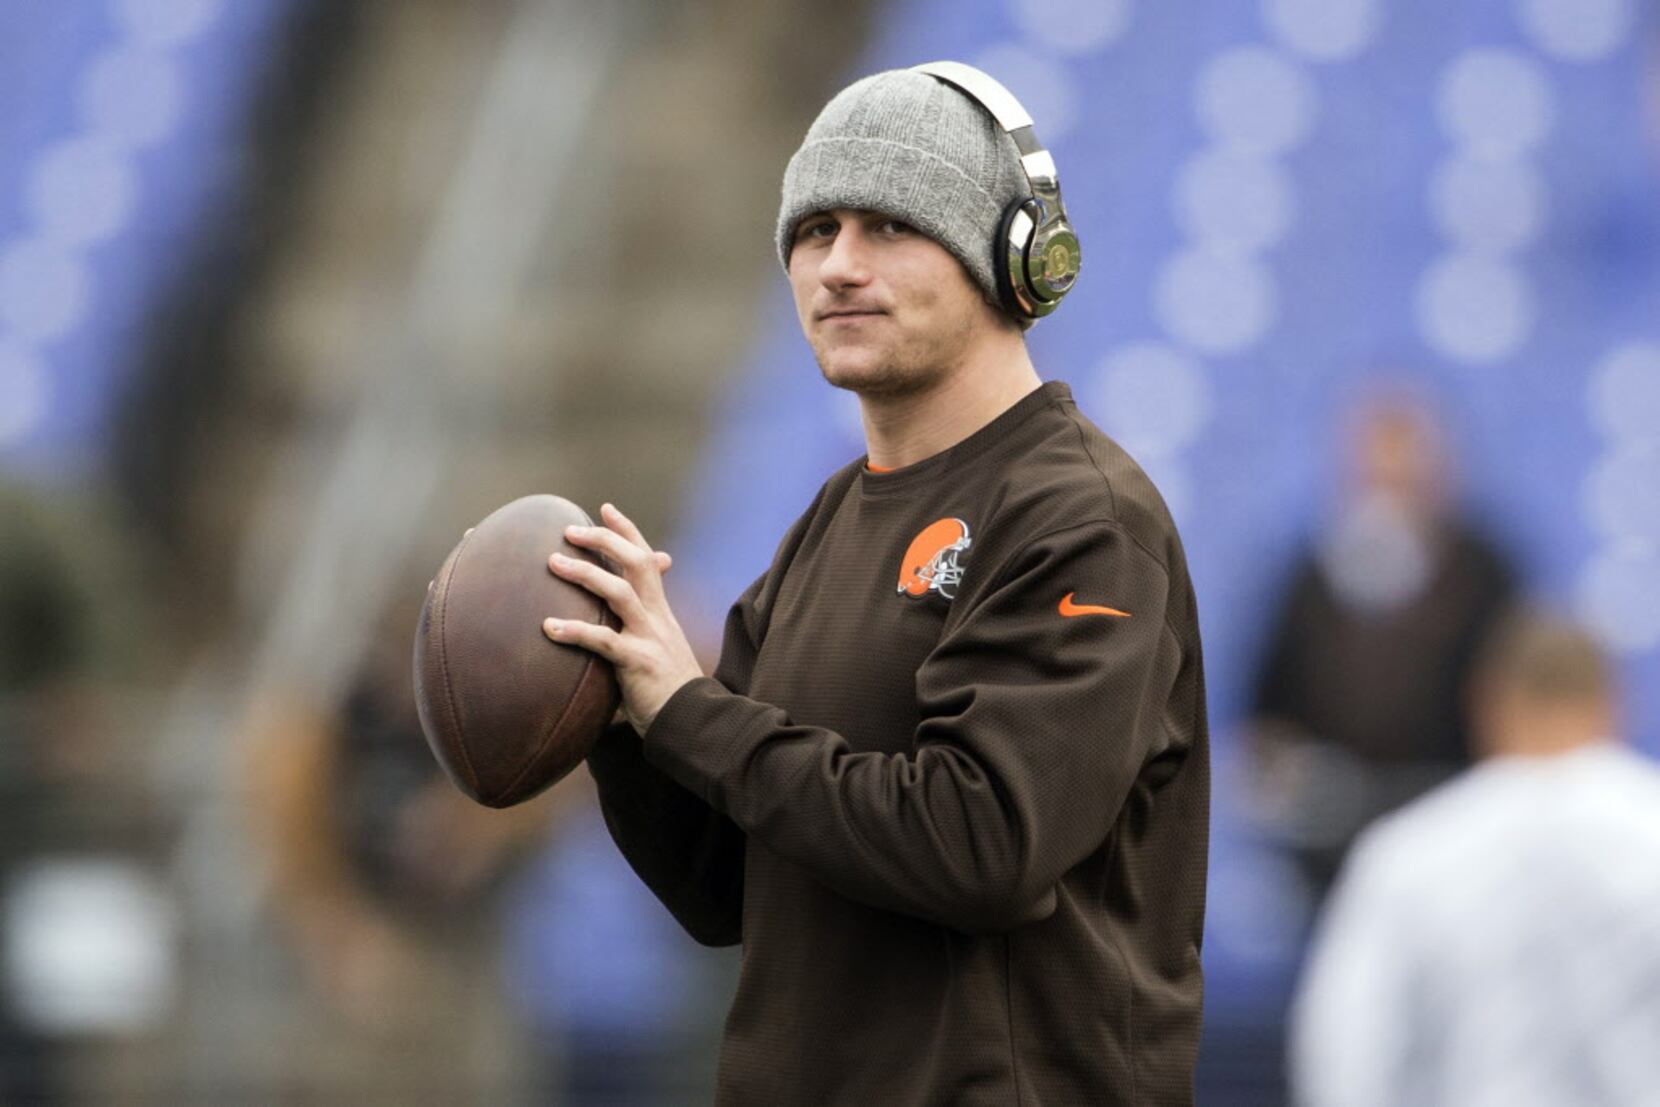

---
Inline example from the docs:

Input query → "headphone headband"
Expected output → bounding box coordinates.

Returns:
[910,61,1080,319]
[911,60,1034,133]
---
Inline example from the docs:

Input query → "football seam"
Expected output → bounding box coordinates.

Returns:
[437,531,483,799]
[501,630,605,801]
[501,570,620,806]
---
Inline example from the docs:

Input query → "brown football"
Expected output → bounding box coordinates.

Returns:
[413,494,620,808]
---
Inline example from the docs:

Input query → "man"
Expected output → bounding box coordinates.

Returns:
[1291,610,1660,1106]
[1247,390,1517,900]
[541,66,1209,1104]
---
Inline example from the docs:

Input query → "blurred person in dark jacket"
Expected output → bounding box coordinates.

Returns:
[0,484,171,1104]
[249,606,560,1102]
[0,488,86,1105]
[1245,388,1519,901]
[1290,608,1660,1106]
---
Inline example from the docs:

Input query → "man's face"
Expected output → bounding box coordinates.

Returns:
[1349,401,1447,518]
[787,208,992,397]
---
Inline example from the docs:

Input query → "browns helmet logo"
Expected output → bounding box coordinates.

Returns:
[897,518,972,600]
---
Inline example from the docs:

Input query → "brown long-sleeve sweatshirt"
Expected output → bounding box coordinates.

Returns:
[587,379,1209,1105]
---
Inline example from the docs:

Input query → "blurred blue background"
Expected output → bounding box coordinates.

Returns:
[0,0,283,477]
[1,0,1655,1102]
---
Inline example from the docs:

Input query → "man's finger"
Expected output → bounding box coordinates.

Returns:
[592,505,674,596]
[542,616,622,662]
[565,523,650,574]
[601,503,653,553]
[565,523,671,606]
[548,553,647,624]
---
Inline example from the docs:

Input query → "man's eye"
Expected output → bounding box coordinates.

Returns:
[879,219,914,235]
[799,220,836,241]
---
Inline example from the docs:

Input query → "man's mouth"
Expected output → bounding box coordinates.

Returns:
[819,307,886,321]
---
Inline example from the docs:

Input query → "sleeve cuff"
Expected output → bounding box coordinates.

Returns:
[641,675,780,806]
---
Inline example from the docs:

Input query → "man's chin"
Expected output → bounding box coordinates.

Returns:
[821,363,926,398]
[816,345,936,397]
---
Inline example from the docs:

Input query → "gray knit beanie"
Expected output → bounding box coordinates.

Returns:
[776,68,1029,315]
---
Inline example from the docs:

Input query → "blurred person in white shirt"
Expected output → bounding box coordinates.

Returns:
[1290,608,1660,1107]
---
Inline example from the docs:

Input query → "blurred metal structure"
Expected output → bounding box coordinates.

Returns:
[162,0,644,1096]
[245,0,638,710]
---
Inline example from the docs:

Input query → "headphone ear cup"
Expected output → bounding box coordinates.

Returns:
[993,199,1038,318]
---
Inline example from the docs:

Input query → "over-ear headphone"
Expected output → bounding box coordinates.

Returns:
[911,61,1081,320]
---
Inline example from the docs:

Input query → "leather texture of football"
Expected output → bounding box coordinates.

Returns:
[413,494,620,808]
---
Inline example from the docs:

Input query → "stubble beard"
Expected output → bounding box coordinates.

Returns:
[813,311,975,400]
[817,348,946,398]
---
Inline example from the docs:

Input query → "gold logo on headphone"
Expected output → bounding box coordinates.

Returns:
[1044,241,1072,281]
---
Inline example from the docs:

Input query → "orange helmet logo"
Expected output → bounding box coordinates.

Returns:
[898,517,972,600]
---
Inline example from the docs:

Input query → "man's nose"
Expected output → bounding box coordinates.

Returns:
[819,225,872,288]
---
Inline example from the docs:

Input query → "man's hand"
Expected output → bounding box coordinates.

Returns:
[542,502,704,734]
